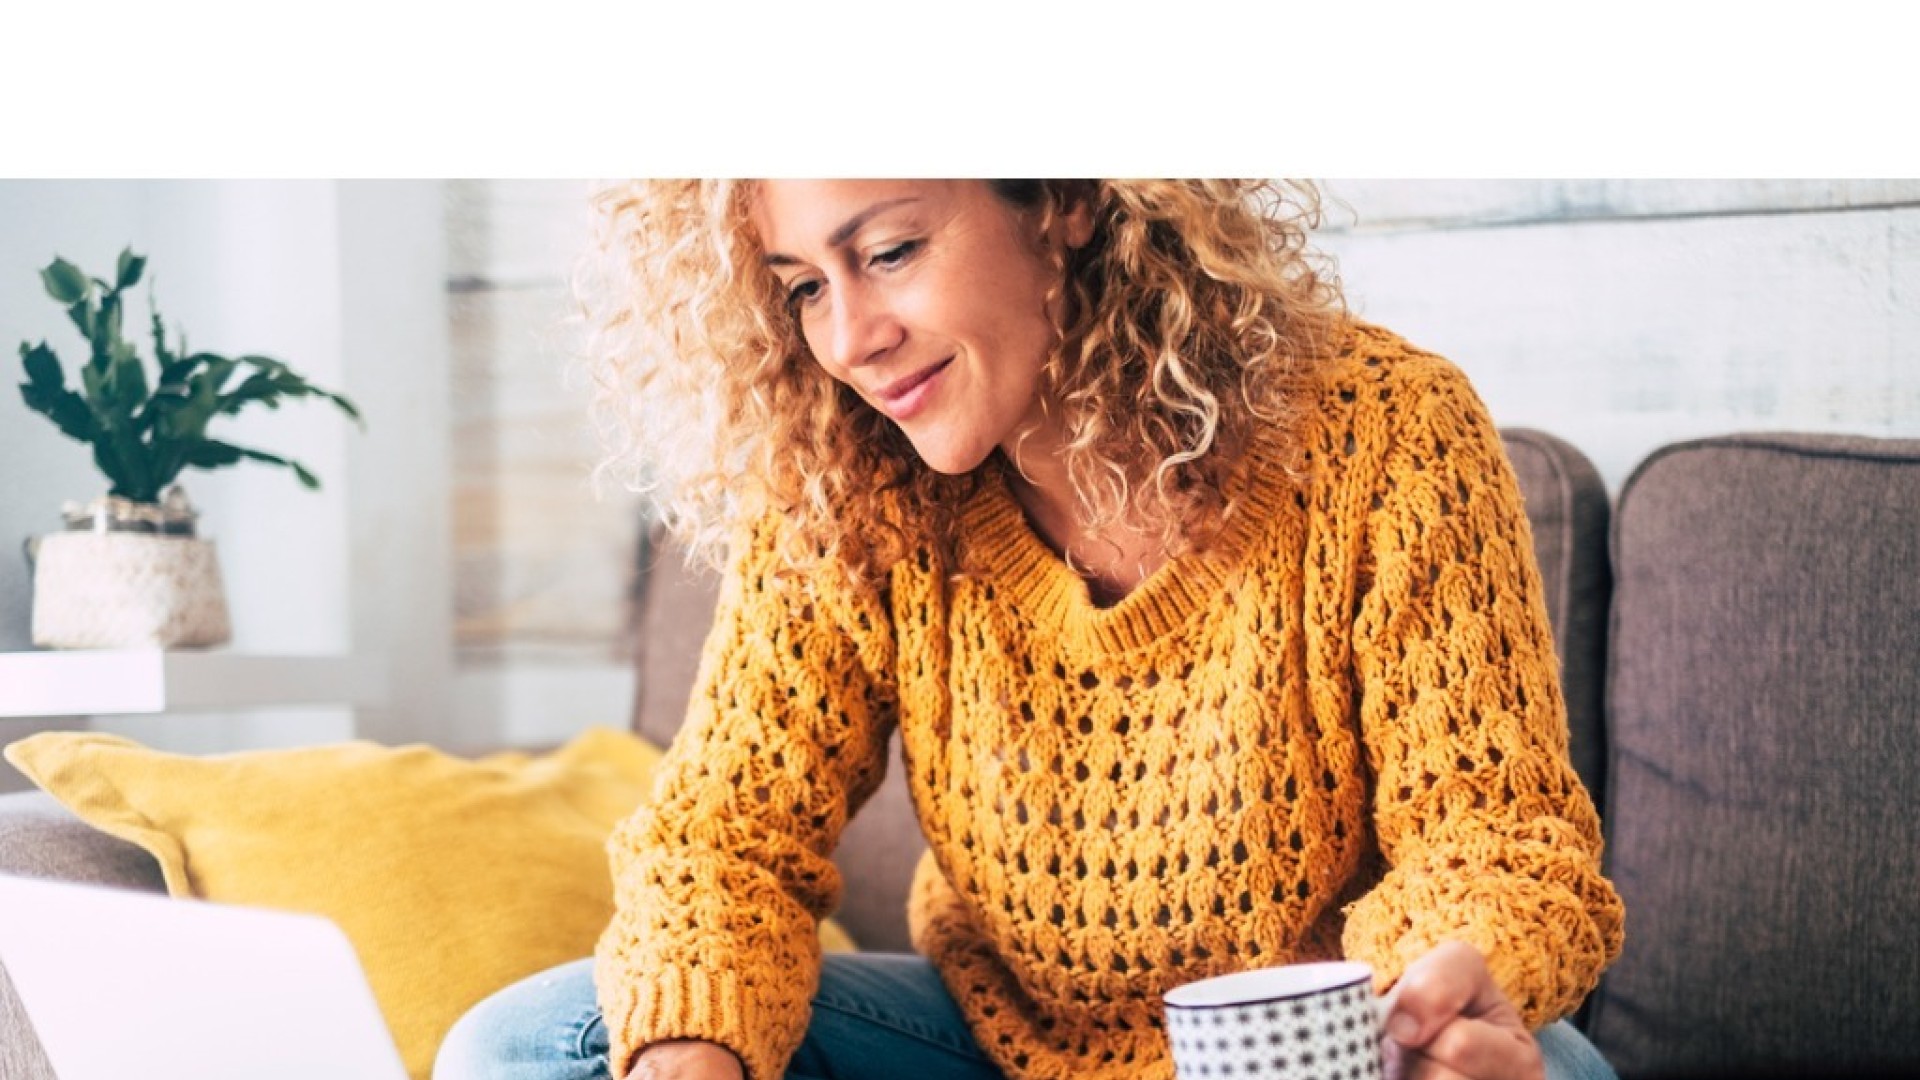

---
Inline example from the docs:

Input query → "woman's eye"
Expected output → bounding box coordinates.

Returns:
[786,279,823,311]
[870,240,921,268]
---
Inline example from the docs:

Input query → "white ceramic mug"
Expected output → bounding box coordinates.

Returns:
[1163,961,1389,1080]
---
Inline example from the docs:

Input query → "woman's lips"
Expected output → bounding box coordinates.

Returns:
[873,358,952,420]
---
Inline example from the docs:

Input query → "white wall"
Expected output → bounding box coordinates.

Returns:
[338,182,457,750]
[1318,180,1920,488]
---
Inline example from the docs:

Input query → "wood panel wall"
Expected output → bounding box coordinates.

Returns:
[445,181,640,745]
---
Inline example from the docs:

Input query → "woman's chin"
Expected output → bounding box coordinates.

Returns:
[905,434,993,477]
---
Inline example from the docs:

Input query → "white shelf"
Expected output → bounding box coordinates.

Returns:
[0,650,385,719]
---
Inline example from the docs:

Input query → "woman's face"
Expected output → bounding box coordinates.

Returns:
[752,180,1091,476]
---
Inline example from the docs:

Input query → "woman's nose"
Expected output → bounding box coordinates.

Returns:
[826,279,903,371]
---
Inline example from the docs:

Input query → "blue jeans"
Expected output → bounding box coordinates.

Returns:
[435,954,1617,1080]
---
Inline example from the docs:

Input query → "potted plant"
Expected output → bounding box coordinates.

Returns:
[16,248,361,648]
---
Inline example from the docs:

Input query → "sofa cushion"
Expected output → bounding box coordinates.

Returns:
[632,525,927,952]
[3,727,794,1080]
[1502,427,1613,812]
[1586,433,1920,1077]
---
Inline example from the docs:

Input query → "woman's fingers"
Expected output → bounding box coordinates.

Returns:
[1399,1017,1543,1080]
[1383,942,1542,1080]
[1395,1053,1474,1080]
[1387,941,1524,1046]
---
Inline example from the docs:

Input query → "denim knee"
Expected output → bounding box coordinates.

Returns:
[434,958,607,1080]
[1538,1019,1617,1080]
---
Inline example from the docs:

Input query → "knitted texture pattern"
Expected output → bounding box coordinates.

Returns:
[596,324,1625,1080]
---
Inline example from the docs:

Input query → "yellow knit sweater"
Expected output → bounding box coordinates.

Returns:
[596,325,1625,1080]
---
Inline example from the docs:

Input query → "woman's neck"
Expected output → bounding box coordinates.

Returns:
[1000,448,1171,607]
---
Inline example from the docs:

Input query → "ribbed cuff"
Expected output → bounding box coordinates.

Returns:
[1342,870,1617,1029]
[605,965,780,1080]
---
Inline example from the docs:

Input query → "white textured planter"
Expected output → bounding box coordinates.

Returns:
[29,532,232,649]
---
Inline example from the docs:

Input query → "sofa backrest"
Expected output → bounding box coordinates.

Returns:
[1501,428,1613,813]
[1584,433,1920,1077]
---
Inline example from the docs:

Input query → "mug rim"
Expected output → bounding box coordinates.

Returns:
[1162,960,1374,1011]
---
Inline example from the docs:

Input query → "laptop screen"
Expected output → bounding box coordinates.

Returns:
[0,875,407,1080]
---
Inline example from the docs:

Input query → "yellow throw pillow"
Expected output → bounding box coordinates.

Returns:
[4,727,857,1080]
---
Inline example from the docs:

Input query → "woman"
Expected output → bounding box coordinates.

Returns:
[438,180,1624,1080]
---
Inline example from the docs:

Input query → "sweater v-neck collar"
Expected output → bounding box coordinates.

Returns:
[959,446,1293,657]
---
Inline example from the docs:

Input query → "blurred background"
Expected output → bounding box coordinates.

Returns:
[2,179,1915,775]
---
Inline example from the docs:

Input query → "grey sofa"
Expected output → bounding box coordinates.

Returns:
[4,430,1916,1080]
[1583,434,1920,1078]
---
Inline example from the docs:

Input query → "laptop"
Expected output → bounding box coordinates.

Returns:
[0,874,408,1079]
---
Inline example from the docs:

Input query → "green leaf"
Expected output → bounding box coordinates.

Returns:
[155,356,200,397]
[66,299,96,347]
[21,342,64,388]
[237,354,288,375]
[71,342,153,498]
[325,389,363,425]
[217,370,279,411]
[19,383,97,444]
[150,309,172,367]
[138,388,188,436]
[101,293,124,348]
[102,417,150,499]
[148,440,187,491]
[157,360,226,441]
[91,438,151,502]
[116,249,146,290]
[108,340,149,412]
[184,440,325,491]
[40,258,90,305]
[183,441,245,469]
[185,353,239,392]
[161,386,220,441]
[215,359,363,428]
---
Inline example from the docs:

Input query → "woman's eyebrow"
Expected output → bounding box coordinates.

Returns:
[765,197,922,267]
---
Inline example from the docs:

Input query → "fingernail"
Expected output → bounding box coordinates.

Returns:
[1386,1011,1418,1043]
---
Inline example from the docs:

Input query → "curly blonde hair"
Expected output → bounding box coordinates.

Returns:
[579,180,1345,582]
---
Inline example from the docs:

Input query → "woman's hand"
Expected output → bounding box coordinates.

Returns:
[624,1038,745,1080]
[1381,941,1544,1080]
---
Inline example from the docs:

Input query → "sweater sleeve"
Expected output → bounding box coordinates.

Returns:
[1339,360,1624,1027]
[594,517,898,1080]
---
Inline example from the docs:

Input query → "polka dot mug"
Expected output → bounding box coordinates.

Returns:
[1164,961,1388,1080]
